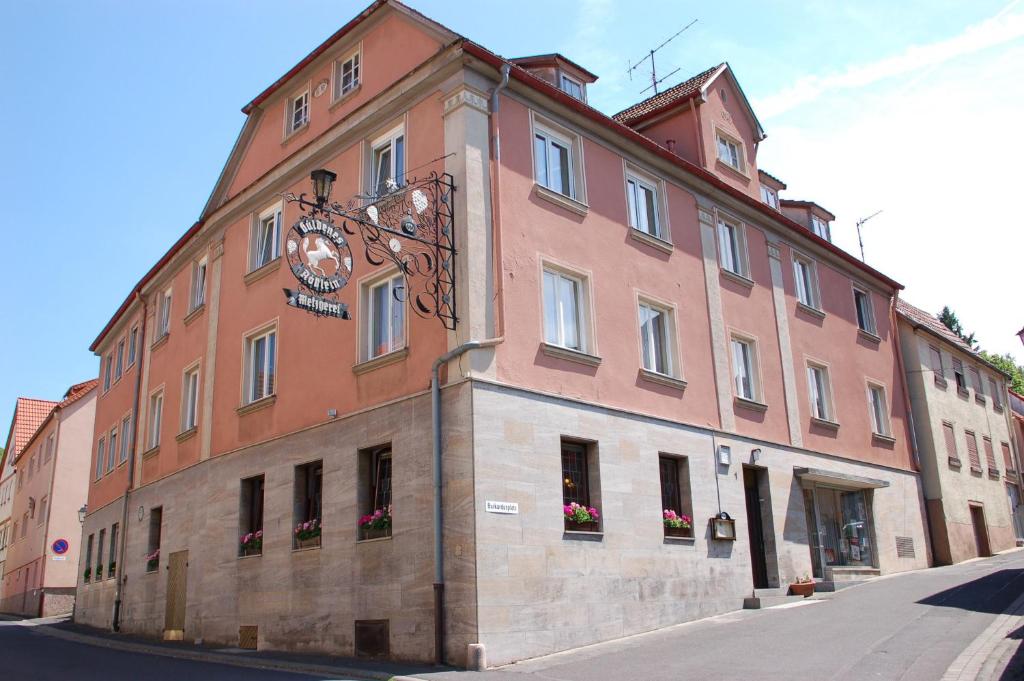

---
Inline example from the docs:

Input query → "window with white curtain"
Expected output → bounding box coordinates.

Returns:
[638,302,671,375]
[717,218,748,277]
[366,274,405,360]
[250,204,282,271]
[244,329,277,404]
[543,268,584,351]
[626,172,661,238]
[716,134,743,171]
[147,391,163,450]
[157,287,172,338]
[868,383,890,436]
[793,255,820,309]
[371,126,405,196]
[731,337,758,401]
[182,366,200,431]
[807,363,834,422]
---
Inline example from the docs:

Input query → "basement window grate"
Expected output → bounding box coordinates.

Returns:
[239,625,258,650]
[895,536,915,558]
[354,619,389,658]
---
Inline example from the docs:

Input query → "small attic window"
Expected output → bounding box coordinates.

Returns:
[560,74,585,102]
[720,88,727,103]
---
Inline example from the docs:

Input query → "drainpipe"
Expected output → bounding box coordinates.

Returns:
[432,337,502,665]
[112,292,147,631]
[890,294,921,471]
[488,63,511,338]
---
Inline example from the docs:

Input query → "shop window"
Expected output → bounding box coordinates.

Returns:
[239,475,265,556]
[293,461,323,548]
[659,455,693,538]
[146,507,162,572]
[561,439,601,532]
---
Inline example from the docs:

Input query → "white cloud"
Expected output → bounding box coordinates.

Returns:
[756,1,1024,118]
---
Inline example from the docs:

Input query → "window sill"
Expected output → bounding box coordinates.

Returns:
[353,347,409,375]
[810,416,840,431]
[183,304,205,327]
[150,333,169,352]
[1006,471,1019,483]
[237,552,262,560]
[282,120,309,146]
[797,302,826,320]
[975,395,987,406]
[989,470,1001,480]
[291,544,321,554]
[356,535,393,545]
[563,530,603,541]
[244,258,282,286]
[948,457,962,469]
[720,268,754,289]
[142,445,160,460]
[872,432,897,446]
[638,368,687,391]
[533,184,589,217]
[664,536,696,545]
[329,83,362,111]
[175,427,198,444]
[858,329,881,345]
[934,376,948,390]
[995,405,1005,414]
[236,395,276,416]
[629,229,673,254]
[734,396,768,413]
[957,387,970,399]
[715,158,752,182]
[144,569,158,575]
[541,343,602,367]
[970,466,983,475]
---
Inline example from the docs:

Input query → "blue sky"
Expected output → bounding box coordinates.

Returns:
[1,0,1022,415]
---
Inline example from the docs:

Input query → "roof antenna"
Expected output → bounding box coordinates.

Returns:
[855,210,883,262]
[627,19,698,96]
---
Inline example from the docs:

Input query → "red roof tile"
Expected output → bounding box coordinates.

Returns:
[613,64,723,126]
[3,398,57,466]
[896,299,1010,379]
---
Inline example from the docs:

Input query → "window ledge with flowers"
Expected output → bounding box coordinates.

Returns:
[145,550,160,573]
[294,519,321,550]
[358,505,392,541]
[663,509,694,539]
[563,502,601,534]
[83,566,92,583]
[239,529,263,557]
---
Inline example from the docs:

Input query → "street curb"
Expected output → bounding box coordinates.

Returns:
[941,586,1024,681]
[26,623,399,680]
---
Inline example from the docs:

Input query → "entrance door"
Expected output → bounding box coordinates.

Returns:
[163,550,188,640]
[744,467,769,589]
[970,504,991,557]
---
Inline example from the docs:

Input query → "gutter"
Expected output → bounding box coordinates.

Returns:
[431,337,502,665]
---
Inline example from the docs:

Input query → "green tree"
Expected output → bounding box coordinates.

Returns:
[938,306,977,349]
[979,351,1024,395]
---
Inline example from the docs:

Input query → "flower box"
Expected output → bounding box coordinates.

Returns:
[358,506,392,541]
[664,525,693,538]
[361,526,391,541]
[790,580,815,598]
[295,536,321,550]
[563,502,600,532]
[663,510,693,538]
[239,530,263,557]
[240,546,262,557]
[564,519,600,532]
[145,549,160,572]
[294,519,321,549]
[108,563,117,578]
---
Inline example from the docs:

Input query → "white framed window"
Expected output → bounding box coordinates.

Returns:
[244,327,277,405]
[147,390,163,450]
[716,132,743,172]
[625,170,662,239]
[853,287,876,335]
[119,415,131,465]
[717,217,749,278]
[334,50,360,98]
[806,362,834,422]
[533,119,583,200]
[542,267,589,352]
[250,203,282,271]
[760,184,779,209]
[190,258,207,311]
[811,216,831,242]
[181,365,200,432]
[363,273,406,360]
[867,382,891,436]
[157,287,172,338]
[638,300,675,376]
[560,73,584,101]
[731,336,760,401]
[287,89,309,134]
[107,426,117,472]
[95,438,105,481]
[115,339,125,380]
[793,254,821,310]
[103,354,113,392]
[127,325,138,367]
[370,125,405,196]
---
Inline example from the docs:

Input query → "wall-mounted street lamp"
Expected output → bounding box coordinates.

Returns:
[78,504,87,524]
[310,168,337,206]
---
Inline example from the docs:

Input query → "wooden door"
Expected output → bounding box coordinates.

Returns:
[970,504,991,557]
[744,468,769,589]
[163,550,188,640]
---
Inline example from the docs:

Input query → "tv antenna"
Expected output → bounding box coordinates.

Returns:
[855,210,883,262]
[628,19,698,96]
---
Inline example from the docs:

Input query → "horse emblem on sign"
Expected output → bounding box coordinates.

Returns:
[283,217,353,318]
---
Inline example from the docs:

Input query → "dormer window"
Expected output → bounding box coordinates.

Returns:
[760,185,779,209]
[560,74,584,101]
[716,133,743,172]
[288,89,309,135]
[811,216,831,242]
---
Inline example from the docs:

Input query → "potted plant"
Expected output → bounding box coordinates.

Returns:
[789,574,815,598]
[83,566,91,582]
[239,529,263,556]
[563,502,600,532]
[108,562,117,578]
[145,549,160,572]
[96,563,104,580]
[294,518,321,549]
[358,505,392,540]
[663,509,693,537]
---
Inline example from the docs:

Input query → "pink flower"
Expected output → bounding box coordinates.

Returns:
[588,508,599,518]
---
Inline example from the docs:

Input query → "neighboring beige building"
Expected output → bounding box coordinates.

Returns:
[0,381,96,616]
[897,301,1020,564]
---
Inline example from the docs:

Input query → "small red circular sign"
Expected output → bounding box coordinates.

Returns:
[52,538,69,555]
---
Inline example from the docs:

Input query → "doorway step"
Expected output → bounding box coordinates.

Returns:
[742,587,808,609]
[816,566,881,592]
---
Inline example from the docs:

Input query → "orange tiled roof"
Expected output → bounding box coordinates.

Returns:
[613,64,723,126]
[896,299,1011,379]
[3,397,57,465]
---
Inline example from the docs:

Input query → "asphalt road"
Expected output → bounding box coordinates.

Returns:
[3,551,1024,680]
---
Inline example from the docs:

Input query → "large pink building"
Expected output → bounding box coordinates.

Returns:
[74,1,931,667]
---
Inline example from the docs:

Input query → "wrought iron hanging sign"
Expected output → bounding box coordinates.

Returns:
[282,168,456,330]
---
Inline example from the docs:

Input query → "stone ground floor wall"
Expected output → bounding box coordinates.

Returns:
[76,497,125,629]
[471,382,931,666]
[929,493,1017,565]
[73,383,477,665]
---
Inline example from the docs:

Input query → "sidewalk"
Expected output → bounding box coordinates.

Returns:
[20,617,445,681]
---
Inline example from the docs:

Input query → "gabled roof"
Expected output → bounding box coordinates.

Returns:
[510,53,598,82]
[16,379,98,463]
[1,397,58,471]
[780,199,835,221]
[613,62,766,141]
[896,299,1010,379]
[758,169,787,190]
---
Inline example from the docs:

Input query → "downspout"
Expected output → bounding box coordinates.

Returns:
[488,63,511,337]
[112,292,147,631]
[890,294,920,470]
[432,337,502,665]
